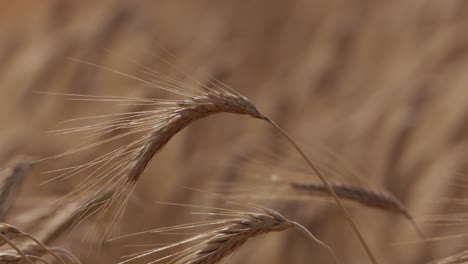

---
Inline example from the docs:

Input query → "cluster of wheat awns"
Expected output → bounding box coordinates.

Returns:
[38,56,426,264]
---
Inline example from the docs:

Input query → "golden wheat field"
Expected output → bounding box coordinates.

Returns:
[2,1,468,263]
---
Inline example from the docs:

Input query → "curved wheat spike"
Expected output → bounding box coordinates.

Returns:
[42,55,376,262]
[116,205,338,264]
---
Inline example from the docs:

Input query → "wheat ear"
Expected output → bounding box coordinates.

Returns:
[115,205,338,264]
[44,58,375,261]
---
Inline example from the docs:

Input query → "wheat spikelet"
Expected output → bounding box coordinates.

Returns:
[115,204,337,264]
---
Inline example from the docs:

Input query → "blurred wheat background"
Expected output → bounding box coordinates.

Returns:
[1,0,468,263]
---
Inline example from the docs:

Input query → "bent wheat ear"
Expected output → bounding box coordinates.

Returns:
[46,57,375,262]
[126,93,266,184]
[116,205,337,264]
[42,87,265,239]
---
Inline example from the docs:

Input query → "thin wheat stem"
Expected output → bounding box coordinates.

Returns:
[265,117,377,264]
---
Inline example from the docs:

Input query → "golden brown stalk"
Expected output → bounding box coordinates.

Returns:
[117,206,338,264]
[0,158,32,221]
[265,118,377,264]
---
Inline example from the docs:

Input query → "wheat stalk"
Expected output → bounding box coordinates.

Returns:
[42,56,376,262]
[0,157,32,221]
[114,204,338,264]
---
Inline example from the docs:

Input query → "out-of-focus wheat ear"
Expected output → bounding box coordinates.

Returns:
[0,236,82,264]
[0,223,65,264]
[290,181,428,242]
[221,142,430,248]
[291,182,410,217]
[0,157,32,221]
[17,191,113,245]
[0,193,101,264]
[0,225,33,264]
[263,117,377,264]
[430,249,468,264]
[0,254,50,264]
